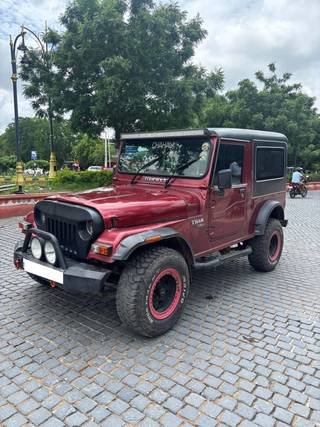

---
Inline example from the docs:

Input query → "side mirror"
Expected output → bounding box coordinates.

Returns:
[218,169,232,190]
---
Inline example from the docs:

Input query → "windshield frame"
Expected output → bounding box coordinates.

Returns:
[117,137,213,181]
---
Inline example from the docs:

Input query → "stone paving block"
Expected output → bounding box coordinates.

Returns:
[122,407,145,423]
[236,403,257,421]
[163,396,184,413]
[291,402,310,419]
[0,404,16,422]
[184,392,205,408]
[254,413,275,427]
[1,195,320,426]
[179,404,199,421]
[220,410,242,426]
[161,412,182,427]
[273,407,294,424]
[89,405,111,422]
[18,397,40,415]
[65,411,88,426]
[101,414,124,426]
[3,413,28,426]
[201,401,223,418]
[28,407,52,425]
[41,417,65,427]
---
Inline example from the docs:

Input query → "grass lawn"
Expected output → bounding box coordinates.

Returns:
[0,180,106,196]
[0,170,114,196]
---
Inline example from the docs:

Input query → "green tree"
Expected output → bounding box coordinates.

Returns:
[203,64,320,166]
[50,0,223,141]
[0,117,77,164]
[71,133,103,169]
[20,27,60,120]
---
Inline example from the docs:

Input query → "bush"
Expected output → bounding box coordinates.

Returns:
[53,169,113,187]
[25,160,49,170]
[308,171,320,182]
[0,155,16,174]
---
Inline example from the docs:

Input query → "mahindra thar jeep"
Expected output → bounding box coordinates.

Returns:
[14,128,288,337]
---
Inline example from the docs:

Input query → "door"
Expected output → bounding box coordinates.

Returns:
[208,142,247,243]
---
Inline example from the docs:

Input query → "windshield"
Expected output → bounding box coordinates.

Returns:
[118,138,212,179]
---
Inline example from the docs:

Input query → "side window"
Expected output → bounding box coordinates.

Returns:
[214,143,244,185]
[256,147,285,181]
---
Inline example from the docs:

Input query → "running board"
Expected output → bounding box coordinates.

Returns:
[193,246,252,270]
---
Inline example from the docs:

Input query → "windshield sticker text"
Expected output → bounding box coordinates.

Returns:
[152,141,180,150]
[144,176,167,182]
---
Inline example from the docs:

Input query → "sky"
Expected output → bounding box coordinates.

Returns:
[0,0,320,134]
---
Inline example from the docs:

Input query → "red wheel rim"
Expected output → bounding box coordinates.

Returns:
[148,268,182,320]
[269,230,281,262]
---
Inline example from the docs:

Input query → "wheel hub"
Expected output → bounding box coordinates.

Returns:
[148,268,182,320]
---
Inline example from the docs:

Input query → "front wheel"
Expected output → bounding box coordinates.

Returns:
[116,246,190,337]
[301,186,308,198]
[248,219,284,272]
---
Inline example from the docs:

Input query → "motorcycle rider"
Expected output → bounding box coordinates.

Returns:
[291,167,304,187]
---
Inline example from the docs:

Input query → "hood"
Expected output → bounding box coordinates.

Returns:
[46,184,201,228]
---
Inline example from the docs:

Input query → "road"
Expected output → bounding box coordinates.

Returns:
[0,192,319,426]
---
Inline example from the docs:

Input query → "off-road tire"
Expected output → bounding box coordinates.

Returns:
[27,273,50,286]
[116,246,190,337]
[248,218,283,272]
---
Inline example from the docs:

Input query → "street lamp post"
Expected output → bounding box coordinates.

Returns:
[9,32,28,193]
[20,23,57,179]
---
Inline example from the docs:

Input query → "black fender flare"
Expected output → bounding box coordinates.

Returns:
[254,201,287,235]
[112,227,194,264]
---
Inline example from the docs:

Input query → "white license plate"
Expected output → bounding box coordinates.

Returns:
[23,258,64,284]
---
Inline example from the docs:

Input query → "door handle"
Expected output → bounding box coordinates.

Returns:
[239,188,246,193]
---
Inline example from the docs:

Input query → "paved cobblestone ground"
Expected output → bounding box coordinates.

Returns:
[0,192,320,427]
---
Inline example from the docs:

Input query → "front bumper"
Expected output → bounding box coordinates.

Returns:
[14,228,112,294]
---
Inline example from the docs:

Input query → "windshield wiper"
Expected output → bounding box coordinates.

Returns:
[131,155,163,184]
[164,157,200,188]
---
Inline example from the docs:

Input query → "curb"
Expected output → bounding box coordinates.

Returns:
[0,193,57,219]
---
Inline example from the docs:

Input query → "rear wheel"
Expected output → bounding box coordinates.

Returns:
[248,219,283,272]
[116,246,190,337]
[289,188,296,198]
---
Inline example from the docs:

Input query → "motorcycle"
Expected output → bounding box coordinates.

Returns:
[289,176,308,198]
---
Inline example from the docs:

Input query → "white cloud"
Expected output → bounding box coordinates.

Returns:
[182,0,320,106]
[0,0,320,134]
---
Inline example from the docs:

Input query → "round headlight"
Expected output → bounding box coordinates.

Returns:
[35,209,46,226]
[44,241,57,265]
[86,220,93,236]
[31,237,42,260]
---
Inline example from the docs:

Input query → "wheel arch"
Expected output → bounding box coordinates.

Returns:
[112,227,194,269]
[254,201,287,235]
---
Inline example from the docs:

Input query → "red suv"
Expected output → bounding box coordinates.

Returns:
[14,128,288,337]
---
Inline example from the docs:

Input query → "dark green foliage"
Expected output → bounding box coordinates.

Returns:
[20,27,61,121]
[25,160,49,170]
[71,134,109,169]
[54,169,113,187]
[0,117,77,164]
[203,64,320,168]
[46,0,224,140]
[0,155,17,174]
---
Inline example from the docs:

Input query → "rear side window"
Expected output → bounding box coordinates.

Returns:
[256,147,285,181]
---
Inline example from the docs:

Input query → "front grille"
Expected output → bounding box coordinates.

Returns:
[35,200,104,260]
[45,217,78,256]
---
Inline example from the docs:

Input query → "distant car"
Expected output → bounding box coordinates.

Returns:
[62,161,80,171]
[87,166,102,171]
